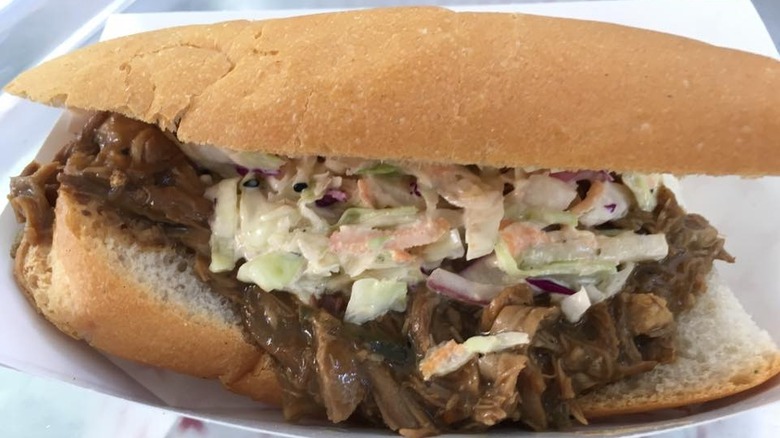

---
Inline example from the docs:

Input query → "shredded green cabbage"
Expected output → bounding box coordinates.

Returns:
[344,278,408,324]
[207,178,240,272]
[462,332,530,354]
[497,231,668,274]
[597,233,668,262]
[337,207,418,228]
[420,331,530,379]
[622,173,660,212]
[516,208,579,227]
[420,229,465,263]
[495,240,618,278]
[355,162,400,175]
[237,251,306,292]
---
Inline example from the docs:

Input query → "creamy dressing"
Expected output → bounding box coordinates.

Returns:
[201,149,673,325]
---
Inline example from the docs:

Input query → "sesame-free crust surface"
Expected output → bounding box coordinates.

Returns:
[6,7,780,175]
[13,190,281,406]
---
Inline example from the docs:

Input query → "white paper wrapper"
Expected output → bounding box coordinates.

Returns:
[1,1,778,436]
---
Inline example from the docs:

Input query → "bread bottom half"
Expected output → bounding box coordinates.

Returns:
[14,190,280,406]
[13,190,780,419]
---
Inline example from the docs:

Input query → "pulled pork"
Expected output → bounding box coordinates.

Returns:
[9,113,731,436]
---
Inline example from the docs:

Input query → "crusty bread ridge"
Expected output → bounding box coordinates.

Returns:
[6,8,780,176]
[14,190,280,406]
[15,192,779,419]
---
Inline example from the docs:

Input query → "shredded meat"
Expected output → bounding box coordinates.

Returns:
[9,161,60,247]
[58,113,213,257]
[624,293,674,337]
[8,113,732,435]
[473,353,527,426]
[613,187,734,313]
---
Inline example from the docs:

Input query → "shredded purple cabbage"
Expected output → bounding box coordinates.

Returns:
[604,203,617,213]
[410,181,421,197]
[526,277,576,295]
[426,269,501,306]
[315,189,348,207]
[420,265,435,276]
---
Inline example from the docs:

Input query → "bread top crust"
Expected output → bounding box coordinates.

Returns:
[6,7,780,175]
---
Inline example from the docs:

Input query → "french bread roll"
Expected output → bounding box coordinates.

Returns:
[6,6,780,431]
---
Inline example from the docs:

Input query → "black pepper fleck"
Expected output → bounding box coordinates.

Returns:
[503,183,514,196]
[293,182,308,192]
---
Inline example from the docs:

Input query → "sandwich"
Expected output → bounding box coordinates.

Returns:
[5,7,780,436]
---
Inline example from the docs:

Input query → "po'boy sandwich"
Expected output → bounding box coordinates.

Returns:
[5,7,780,436]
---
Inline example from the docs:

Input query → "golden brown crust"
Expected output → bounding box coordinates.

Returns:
[224,353,281,404]
[6,8,780,175]
[581,352,780,417]
[13,190,281,406]
[13,233,83,339]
